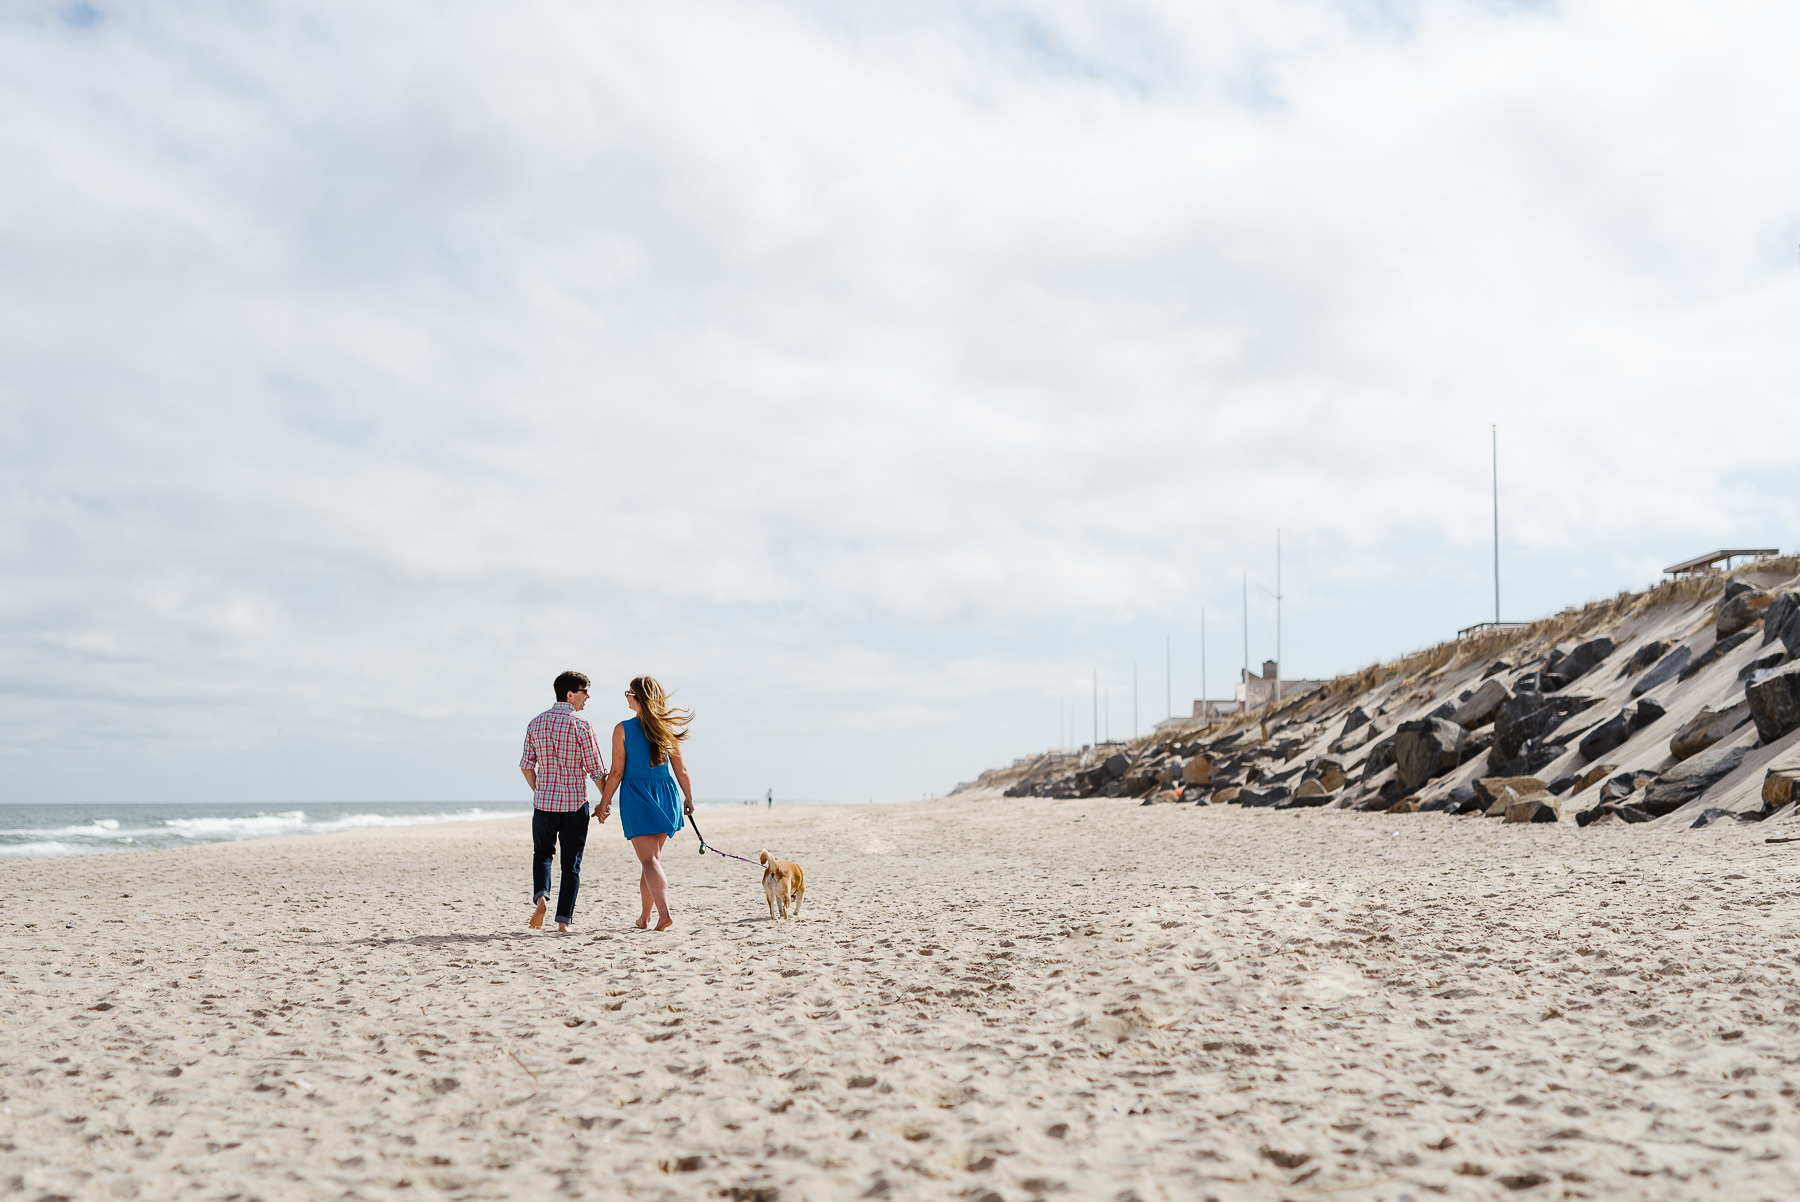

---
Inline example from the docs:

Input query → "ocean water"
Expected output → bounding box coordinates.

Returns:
[0,797,800,860]
[0,802,529,860]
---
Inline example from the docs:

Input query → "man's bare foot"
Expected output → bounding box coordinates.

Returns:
[655,916,675,932]
[557,922,572,934]
[529,899,547,930]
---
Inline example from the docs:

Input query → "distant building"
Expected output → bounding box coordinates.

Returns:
[1153,662,1328,731]
[1231,660,1326,712]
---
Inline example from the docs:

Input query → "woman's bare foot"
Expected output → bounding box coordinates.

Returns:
[634,913,651,930]
[529,900,547,930]
[655,916,674,932]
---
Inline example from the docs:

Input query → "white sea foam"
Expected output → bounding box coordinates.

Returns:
[303,809,519,833]
[0,807,526,859]
[24,819,125,838]
[0,840,88,858]
[162,811,311,837]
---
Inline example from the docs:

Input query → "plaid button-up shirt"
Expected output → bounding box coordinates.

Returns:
[520,702,606,812]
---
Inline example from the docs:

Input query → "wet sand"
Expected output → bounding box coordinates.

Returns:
[3,799,1798,1200]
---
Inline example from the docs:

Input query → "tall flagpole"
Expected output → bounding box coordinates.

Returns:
[1241,570,1249,713]
[1275,528,1282,708]
[1492,425,1501,623]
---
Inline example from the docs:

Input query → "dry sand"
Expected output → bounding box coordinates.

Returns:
[4,799,1799,1201]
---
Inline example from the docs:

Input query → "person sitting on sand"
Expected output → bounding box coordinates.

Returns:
[520,670,609,934]
[600,676,694,931]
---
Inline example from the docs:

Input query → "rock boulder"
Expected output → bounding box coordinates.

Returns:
[1577,712,1634,763]
[1504,797,1559,823]
[1360,735,1397,781]
[1630,645,1692,697]
[1747,662,1800,745]
[1690,807,1758,828]
[1619,640,1668,678]
[1717,590,1772,639]
[1763,591,1800,655]
[1639,743,1751,817]
[1575,803,1652,826]
[1451,678,1510,730]
[1393,718,1468,791]
[1474,776,1547,810]
[1181,755,1214,785]
[1678,630,1756,682]
[1669,702,1752,761]
[1550,763,1615,796]
[1543,638,1614,691]
[1763,765,1800,812]
[1492,693,1599,763]
[1483,781,1551,818]
[1598,770,1658,803]
[1445,784,1483,815]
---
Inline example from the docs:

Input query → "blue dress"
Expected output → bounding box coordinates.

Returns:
[617,717,685,839]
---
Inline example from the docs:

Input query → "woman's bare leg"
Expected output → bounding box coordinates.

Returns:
[632,834,673,930]
[635,872,653,929]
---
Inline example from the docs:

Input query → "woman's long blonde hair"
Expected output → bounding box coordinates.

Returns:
[629,676,691,766]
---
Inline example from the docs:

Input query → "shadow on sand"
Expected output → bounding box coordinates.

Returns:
[349,931,540,947]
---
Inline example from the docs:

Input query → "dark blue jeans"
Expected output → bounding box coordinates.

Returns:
[532,805,589,924]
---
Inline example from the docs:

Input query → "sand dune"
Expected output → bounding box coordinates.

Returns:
[3,799,1797,1200]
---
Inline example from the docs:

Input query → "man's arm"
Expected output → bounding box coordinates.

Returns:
[520,731,538,796]
[579,720,609,822]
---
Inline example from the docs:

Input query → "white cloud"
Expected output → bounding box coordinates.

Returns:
[2,0,1797,802]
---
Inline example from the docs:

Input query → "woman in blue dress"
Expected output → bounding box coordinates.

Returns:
[599,676,694,931]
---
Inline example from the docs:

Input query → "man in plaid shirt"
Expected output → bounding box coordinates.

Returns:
[520,670,608,932]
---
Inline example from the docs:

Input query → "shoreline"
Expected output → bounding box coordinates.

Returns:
[0,798,892,862]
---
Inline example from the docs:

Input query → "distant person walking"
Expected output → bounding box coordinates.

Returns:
[519,670,607,934]
[601,676,694,931]
[766,788,772,809]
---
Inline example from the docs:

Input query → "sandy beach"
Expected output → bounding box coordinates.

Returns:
[4,799,1798,1201]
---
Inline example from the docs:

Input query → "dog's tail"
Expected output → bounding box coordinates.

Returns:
[759,850,770,867]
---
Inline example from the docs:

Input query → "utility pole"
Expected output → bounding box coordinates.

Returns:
[1492,424,1501,624]
[1132,661,1138,740]
[1275,529,1282,709]
[1241,570,1249,713]
[1091,670,1098,747]
[1165,635,1171,721]
[1201,608,1208,725]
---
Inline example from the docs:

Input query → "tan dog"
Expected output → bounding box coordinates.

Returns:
[759,850,805,920]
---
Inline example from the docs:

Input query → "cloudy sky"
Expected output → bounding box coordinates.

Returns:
[3,0,1796,804]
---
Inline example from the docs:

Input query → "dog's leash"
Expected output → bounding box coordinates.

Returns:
[688,813,761,867]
